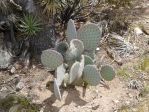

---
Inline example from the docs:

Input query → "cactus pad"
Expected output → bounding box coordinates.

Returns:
[100,65,116,81]
[66,19,77,42]
[84,55,93,65]
[69,61,80,83]
[54,78,62,100]
[77,23,102,50]
[55,41,69,55]
[78,55,85,78]
[65,39,84,61]
[56,64,66,86]
[41,49,63,71]
[83,65,100,86]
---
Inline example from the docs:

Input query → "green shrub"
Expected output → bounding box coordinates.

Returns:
[18,14,41,37]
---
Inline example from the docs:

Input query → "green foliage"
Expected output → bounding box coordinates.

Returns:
[139,56,149,71]
[106,0,131,8]
[83,65,100,86]
[41,49,64,71]
[100,65,116,81]
[0,94,39,112]
[18,14,41,36]
[117,68,130,78]
[139,83,149,97]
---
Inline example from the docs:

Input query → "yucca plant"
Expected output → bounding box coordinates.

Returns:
[18,14,42,37]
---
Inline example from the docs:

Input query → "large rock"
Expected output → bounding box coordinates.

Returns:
[0,50,12,69]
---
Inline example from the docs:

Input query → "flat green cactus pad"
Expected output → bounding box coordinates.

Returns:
[69,39,84,57]
[69,61,80,83]
[66,19,77,42]
[77,23,102,50]
[56,64,66,86]
[55,41,69,55]
[100,65,116,81]
[83,65,100,86]
[54,78,62,100]
[65,39,84,61]
[41,49,63,71]
[84,55,93,65]
[78,55,85,78]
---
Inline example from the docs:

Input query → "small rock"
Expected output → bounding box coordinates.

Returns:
[134,27,143,36]
[32,65,36,69]
[128,93,133,98]
[96,47,100,51]
[0,87,7,92]
[113,100,119,104]
[125,101,130,105]
[16,81,25,91]
[10,66,16,74]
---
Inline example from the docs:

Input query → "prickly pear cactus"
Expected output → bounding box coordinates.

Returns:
[77,23,102,51]
[54,78,62,100]
[84,55,93,65]
[66,19,77,42]
[83,65,100,86]
[55,41,69,55]
[56,64,66,86]
[69,61,80,83]
[100,65,116,81]
[65,39,84,61]
[41,49,63,71]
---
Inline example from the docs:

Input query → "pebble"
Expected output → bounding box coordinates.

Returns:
[16,81,25,91]
[113,100,119,104]
[10,66,16,74]
[134,27,143,36]
[125,101,130,105]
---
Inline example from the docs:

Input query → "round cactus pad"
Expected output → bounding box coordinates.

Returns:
[84,55,93,65]
[83,65,100,86]
[69,61,80,83]
[65,39,84,61]
[70,39,84,56]
[77,23,101,50]
[54,78,62,100]
[41,49,63,71]
[66,19,77,42]
[100,65,116,81]
[55,42,69,55]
